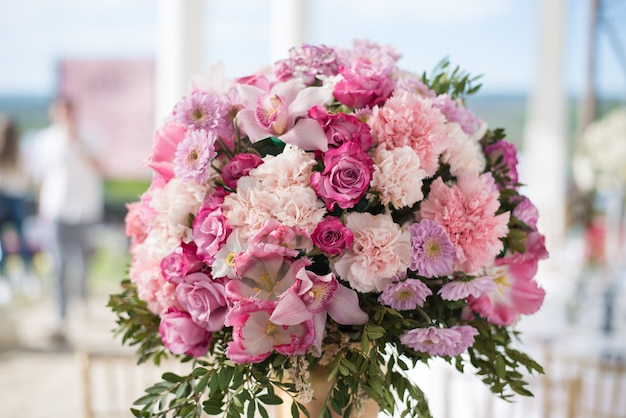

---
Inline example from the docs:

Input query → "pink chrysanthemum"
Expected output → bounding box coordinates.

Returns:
[173,91,229,133]
[394,75,436,98]
[275,44,339,85]
[420,174,510,273]
[378,279,432,311]
[336,39,401,75]
[173,130,217,184]
[369,91,450,177]
[399,325,478,357]
[407,219,456,278]
[438,275,495,301]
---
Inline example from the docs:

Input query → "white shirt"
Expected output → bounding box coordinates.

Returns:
[33,124,103,224]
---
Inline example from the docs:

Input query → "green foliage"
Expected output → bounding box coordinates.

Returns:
[422,58,483,100]
[107,280,170,365]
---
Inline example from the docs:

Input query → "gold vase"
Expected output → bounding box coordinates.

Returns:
[277,365,379,418]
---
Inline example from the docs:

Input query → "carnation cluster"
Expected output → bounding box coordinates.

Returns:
[115,39,548,418]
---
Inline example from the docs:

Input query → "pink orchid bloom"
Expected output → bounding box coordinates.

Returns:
[225,300,316,363]
[236,78,332,151]
[270,268,368,352]
[468,257,545,326]
[225,254,310,303]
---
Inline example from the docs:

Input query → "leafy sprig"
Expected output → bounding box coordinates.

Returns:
[422,58,483,100]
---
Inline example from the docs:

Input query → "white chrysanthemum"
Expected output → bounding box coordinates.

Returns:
[147,178,210,258]
[370,146,426,209]
[441,122,486,177]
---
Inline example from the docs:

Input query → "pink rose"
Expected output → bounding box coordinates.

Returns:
[311,216,354,255]
[193,206,231,264]
[158,307,211,357]
[175,272,228,332]
[333,60,394,109]
[248,219,310,258]
[146,121,187,182]
[160,241,204,282]
[311,141,374,210]
[308,106,372,151]
[221,153,263,189]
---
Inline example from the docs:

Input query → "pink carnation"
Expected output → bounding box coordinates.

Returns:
[370,146,426,209]
[420,174,510,273]
[334,212,411,293]
[125,202,149,247]
[369,91,450,177]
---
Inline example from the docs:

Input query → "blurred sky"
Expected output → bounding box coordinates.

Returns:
[0,0,624,98]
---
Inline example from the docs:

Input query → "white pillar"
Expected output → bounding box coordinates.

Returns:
[155,0,205,124]
[522,0,568,258]
[270,0,308,62]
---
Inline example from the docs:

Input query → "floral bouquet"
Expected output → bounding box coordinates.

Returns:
[110,39,549,418]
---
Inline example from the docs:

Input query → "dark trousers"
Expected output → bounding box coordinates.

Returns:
[0,193,34,276]
[51,221,95,320]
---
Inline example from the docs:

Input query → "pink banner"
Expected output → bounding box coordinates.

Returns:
[59,59,155,179]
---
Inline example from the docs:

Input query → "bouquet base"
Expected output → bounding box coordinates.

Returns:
[277,366,379,418]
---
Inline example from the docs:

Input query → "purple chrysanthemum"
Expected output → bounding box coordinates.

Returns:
[174,130,217,184]
[275,44,339,85]
[438,275,495,301]
[431,93,484,137]
[399,325,478,357]
[378,279,432,311]
[173,91,229,132]
[408,219,456,278]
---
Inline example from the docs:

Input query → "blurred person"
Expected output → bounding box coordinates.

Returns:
[32,96,104,343]
[0,114,38,302]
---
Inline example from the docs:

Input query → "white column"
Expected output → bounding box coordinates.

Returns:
[270,0,308,62]
[155,0,205,124]
[522,0,568,258]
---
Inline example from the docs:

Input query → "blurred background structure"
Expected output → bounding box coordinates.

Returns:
[0,0,625,417]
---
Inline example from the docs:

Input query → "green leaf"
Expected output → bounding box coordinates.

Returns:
[162,372,182,383]
[258,393,284,405]
[133,393,159,406]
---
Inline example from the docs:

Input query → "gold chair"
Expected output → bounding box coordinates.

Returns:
[77,350,193,418]
[542,345,626,418]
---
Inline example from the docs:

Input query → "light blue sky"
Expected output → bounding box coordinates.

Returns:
[0,0,623,98]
